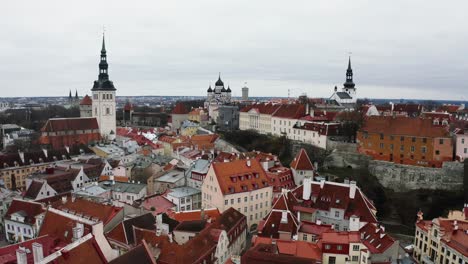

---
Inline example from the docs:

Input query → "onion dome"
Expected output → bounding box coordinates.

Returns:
[207,85,213,93]
[226,86,231,93]
[215,73,224,87]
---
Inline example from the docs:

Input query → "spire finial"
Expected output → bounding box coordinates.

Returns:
[101,27,106,52]
[347,52,352,70]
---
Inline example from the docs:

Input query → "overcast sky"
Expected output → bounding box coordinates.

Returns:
[1,0,468,100]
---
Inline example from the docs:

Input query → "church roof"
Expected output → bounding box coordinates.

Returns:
[336,92,352,99]
[226,86,231,92]
[80,95,92,105]
[215,74,224,86]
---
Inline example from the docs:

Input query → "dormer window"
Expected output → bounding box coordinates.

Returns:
[247,174,252,179]
[228,187,235,193]
[254,173,259,178]
[231,177,237,183]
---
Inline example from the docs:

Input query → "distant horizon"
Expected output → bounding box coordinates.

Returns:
[1,95,467,105]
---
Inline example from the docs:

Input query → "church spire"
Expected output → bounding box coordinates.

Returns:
[343,56,355,89]
[101,33,106,53]
[92,32,115,91]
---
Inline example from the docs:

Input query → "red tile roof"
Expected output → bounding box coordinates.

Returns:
[290,148,314,171]
[140,195,176,215]
[172,102,189,115]
[240,103,282,115]
[252,237,322,261]
[5,199,44,225]
[361,116,450,138]
[258,190,299,238]
[50,197,123,225]
[242,242,317,264]
[41,117,99,132]
[298,220,333,236]
[38,210,93,244]
[211,159,270,195]
[170,208,220,222]
[266,166,296,193]
[80,95,92,105]
[0,235,61,264]
[52,235,107,264]
[272,104,305,119]
[359,223,396,254]
[292,181,377,224]
[321,231,361,244]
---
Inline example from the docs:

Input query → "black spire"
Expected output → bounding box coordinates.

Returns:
[75,89,78,99]
[207,83,213,93]
[92,33,116,91]
[343,56,355,89]
[69,90,72,100]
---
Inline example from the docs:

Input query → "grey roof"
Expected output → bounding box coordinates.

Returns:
[155,169,186,184]
[76,185,109,196]
[167,187,201,198]
[336,92,352,99]
[99,180,146,194]
[192,159,210,174]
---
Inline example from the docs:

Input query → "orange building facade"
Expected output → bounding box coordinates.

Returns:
[357,116,453,168]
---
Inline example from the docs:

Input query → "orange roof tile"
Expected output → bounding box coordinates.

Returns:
[212,159,270,195]
[290,148,314,171]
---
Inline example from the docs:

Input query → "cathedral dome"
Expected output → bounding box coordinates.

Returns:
[215,76,224,86]
[207,85,213,93]
[226,86,231,93]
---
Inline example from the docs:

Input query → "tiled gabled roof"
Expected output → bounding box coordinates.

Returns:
[41,117,99,132]
[290,148,314,171]
[107,213,156,245]
[272,104,305,119]
[360,116,450,138]
[51,197,123,225]
[5,199,44,225]
[211,159,270,195]
[359,223,396,254]
[24,180,45,199]
[38,210,93,244]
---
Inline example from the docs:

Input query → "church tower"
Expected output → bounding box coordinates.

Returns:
[343,56,356,99]
[91,33,116,139]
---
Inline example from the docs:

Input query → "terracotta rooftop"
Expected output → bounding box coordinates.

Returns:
[292,181,378,224]
[359,223,396,254]
[290,148,314,171]
[4,199,44,225]
[272,104,306,119]
[170,208,220,222]
[80,95,92,105]
[50,197,123,225]
[172,102,189,115]
[41,117,99,132]
[211,159,270,195]
[360,116,450,138]
[38,210,93,244]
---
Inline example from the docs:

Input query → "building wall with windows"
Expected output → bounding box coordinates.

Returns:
[455,132,468,161]
[201,160,273,229]
[357,116,453,168]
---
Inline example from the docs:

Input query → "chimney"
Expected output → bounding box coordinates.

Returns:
[349,181,357,199]
[16,249,27,264]
[246,159,251,167]
[302,177,312,200]
[71,195,76,203]
[32,242,44,263]
[316,219,321,225]
[168,233,173,243]
[344,178,350,184]
[320,179,325,189]
[61,196,67,204]
[280,211,288,224]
